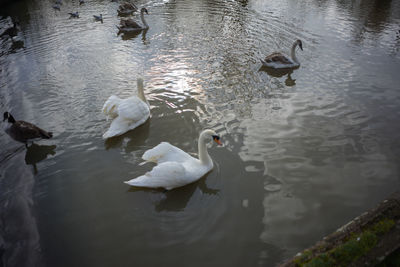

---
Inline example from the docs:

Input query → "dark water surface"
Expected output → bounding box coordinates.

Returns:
[1,0,400,266]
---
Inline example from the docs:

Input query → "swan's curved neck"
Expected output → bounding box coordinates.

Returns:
[137,79,149,106]
[141,11,149,29]
[290,42,299,64]
[198,134,212,165]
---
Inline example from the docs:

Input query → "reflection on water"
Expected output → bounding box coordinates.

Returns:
[25,143,56,174]
[103,119,150,152]
[118,28,148,42]
[259,66,297,86]
[128,176,220,212]
[1,0,400,266]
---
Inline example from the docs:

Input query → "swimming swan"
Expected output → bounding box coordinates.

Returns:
[117,1,138,16]
[117,8,149,33]
[124,129,222,190]
[261,39,303,69]
[102,78,150,139]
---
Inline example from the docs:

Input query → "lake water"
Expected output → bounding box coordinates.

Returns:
[1,0,399,266]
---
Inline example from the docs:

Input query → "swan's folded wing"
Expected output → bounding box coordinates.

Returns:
[124,162,188,190]
[117,97,150,122]
[142,142,193,164]
[123,19,141,28]
[264,52,292,64]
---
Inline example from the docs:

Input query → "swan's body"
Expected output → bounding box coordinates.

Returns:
[117,2,138,15]
[261,39,303,69]
[102,78,150,139]
[124,130,222,190]
[3,112,53,145]
[117,8,148,33]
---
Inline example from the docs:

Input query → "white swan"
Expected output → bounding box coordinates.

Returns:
[117,8,149,33]
[102,78,150,139]
[124,129,222,190]
[261,39,303,69]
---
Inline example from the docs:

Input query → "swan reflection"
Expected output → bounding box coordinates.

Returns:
[119,28,148,42]
[259,67,297,87]
[103,119,150,151]
[128,175,219,212]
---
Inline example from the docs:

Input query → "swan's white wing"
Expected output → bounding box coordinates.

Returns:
[118,97,150,122]
[124,161,188,190]
[102,95,121,118]
[142,142,194,164]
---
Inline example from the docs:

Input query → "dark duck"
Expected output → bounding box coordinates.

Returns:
[3,112,53,146]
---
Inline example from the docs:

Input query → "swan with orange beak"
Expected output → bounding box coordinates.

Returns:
[125,129,222,190]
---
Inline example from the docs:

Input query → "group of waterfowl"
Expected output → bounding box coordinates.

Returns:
[51,0,150,33]
[52,0,103,22]
[2,77,221,191]
[2,0,306,191]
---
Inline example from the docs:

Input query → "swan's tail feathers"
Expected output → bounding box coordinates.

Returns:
[124,175,148,187]
[102,95,121,116]
[124,173,171,190]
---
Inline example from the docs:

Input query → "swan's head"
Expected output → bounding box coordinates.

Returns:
[201,129,222,146]
[296,39,303,51]
[141,8,148,15]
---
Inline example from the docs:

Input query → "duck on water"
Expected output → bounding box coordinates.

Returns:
[3,112,53,147]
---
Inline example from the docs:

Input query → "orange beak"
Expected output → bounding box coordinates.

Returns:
[213,135,222,146]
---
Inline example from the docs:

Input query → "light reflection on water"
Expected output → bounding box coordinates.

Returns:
[0,0,400,266]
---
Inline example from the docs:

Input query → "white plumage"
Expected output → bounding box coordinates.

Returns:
[102,78,150,139]
[124,129,222,190]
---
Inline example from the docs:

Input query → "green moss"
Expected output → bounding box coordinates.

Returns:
[304,253,335,267]
[371,219,395,235]
[294,249,313,265]
[296,219,395,267]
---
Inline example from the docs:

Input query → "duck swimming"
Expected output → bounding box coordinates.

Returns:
[3,112,53,146]
[93,14,103,22]
[261,39,303,69]
[68,11,79,18]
